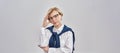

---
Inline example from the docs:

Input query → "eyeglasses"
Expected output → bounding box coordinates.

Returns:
[48,14,59,20]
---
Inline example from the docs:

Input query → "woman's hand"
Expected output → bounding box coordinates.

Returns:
[42,15,50,27]
[42,46,49,52]
[38,45,49,53]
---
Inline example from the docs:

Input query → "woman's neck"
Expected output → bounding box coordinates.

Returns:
[54,23,62,29]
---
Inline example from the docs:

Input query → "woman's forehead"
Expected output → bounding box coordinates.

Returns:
[49,11,59,17]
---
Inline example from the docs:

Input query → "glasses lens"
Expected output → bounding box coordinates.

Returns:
[54,14,59,18]
[48,14,59,20]
[48,17,50,20]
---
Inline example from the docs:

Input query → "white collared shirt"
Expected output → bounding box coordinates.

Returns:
[38,25,73,53]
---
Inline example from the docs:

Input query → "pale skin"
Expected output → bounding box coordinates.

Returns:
[38,10,63,53]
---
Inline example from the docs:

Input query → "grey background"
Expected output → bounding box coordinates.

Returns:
[0,0,120,53]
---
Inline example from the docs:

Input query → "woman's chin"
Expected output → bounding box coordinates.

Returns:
[53,24,57,27]
[53,24,58,27]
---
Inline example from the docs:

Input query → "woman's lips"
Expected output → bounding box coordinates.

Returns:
[53,22,56,24]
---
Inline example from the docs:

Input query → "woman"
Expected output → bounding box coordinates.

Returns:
[38,7,75,53]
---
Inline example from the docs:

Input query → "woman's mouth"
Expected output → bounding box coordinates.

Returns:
[53,22,56,24]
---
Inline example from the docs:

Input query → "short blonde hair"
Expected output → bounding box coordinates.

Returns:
[47,7,63,17]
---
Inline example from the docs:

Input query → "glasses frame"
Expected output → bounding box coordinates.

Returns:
[48,14,59,20]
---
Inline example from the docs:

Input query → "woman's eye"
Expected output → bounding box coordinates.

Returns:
[54,14,58,17]
[48,18,50,20]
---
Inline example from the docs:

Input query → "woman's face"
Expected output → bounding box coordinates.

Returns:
[48,10,62,26]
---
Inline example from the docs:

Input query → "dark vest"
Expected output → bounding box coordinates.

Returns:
[46,25,75,53]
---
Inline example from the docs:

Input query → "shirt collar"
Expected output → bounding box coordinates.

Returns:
[53,24,64,34]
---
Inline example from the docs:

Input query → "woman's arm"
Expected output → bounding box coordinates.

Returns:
[38,14,50,53]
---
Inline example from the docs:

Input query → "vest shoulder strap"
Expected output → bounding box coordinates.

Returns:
[46,25,54,33]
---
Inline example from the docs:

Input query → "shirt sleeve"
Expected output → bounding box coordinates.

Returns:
[48,31,73,53]
[38,27,51,47]
[61,31,73,53]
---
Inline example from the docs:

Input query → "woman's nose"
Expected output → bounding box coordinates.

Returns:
[52,17,56,21]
